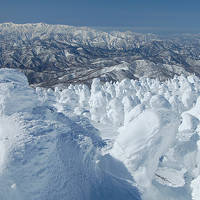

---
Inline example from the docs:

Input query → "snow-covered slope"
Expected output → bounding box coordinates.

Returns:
[0,23,156,49]
[1,68,200,200]
[1,23,200,87]
[0,69,141,200]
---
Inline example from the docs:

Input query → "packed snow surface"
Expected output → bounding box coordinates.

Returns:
[0,68,200,200]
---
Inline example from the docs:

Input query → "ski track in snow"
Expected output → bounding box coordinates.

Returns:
[0,68,200,199]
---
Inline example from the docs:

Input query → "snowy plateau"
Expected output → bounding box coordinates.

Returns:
[0,68,200,200]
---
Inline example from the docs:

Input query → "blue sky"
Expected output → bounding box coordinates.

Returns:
[0,0,199,33]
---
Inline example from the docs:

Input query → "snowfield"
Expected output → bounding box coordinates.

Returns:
[0,68,200,200]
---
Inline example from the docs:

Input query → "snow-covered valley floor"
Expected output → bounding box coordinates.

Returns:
[0,68,200,200]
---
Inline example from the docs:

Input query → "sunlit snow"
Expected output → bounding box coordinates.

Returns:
[0,68,200,200]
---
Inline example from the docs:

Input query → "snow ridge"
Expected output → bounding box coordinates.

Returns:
[0,22,156,50]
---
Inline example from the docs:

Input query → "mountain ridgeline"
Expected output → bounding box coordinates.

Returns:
[0,23,200,87]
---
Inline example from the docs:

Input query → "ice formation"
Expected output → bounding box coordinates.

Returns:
[0,68,200,200]
[0,69,140,200]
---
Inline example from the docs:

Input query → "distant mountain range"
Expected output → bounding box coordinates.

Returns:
[0,22,200,87]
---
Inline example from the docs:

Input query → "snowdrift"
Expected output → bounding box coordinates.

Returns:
[0,69,140,200]
[0,68,200,200]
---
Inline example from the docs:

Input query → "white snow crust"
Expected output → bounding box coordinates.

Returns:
[0,69,140,200]
[0,69,200,200]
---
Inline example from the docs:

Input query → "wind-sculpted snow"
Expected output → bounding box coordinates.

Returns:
[0,69,141,200]
[50,74,200,200]
[1,68,200,199]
